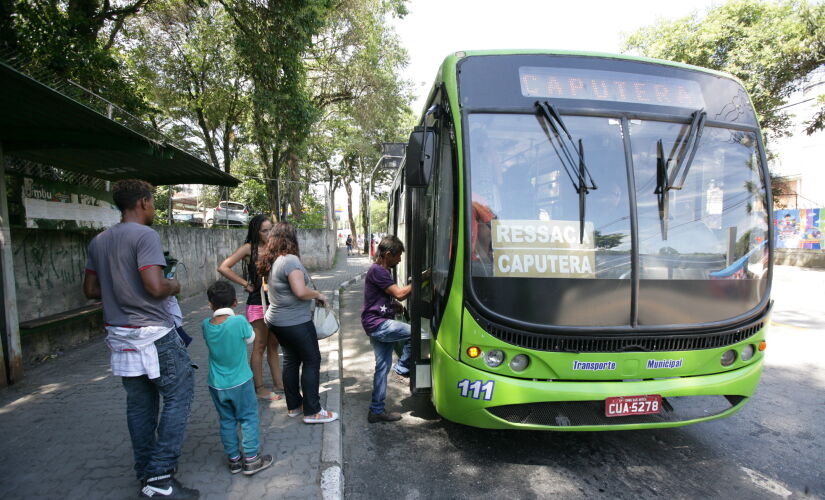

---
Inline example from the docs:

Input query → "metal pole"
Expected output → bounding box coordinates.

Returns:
[167,185,173,225]
[0,141,23,385]
[367,156,383,254]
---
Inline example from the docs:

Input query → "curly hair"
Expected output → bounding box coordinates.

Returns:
[257,221,300,277]
[112,179,154,211]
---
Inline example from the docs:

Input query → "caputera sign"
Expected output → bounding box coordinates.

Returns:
[491,219,596,278]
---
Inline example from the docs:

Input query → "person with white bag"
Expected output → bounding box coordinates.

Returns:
[258,222,338,424]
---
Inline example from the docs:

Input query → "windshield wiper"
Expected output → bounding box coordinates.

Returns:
[535,101,598,243]
[655,139,671,239]
[654,109,707,240]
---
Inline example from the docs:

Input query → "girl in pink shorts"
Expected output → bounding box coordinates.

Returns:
[218,214,284,401]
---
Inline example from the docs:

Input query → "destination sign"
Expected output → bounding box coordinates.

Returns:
[519,66,706,108]
[492,220,596,279]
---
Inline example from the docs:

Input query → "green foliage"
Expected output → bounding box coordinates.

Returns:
[231,149,270,215]
[121,0,249,172]
[285,191,326,228]
[369,192,388,233]
[623,0,825,142]
[151,184,182,223]
[199,185,222,209]
[220,0,334,215]
[1,0,152,114]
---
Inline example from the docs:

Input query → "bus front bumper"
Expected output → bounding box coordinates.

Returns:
[431,341,764,431]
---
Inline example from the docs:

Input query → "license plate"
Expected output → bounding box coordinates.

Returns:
[605,394,662,417]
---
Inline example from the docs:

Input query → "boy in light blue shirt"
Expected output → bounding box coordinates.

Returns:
[203,281,273,476]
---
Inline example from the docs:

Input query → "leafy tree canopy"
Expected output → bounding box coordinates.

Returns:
[1,0,154,114]
[622,0,825,141]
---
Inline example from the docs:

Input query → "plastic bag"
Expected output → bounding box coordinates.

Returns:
[313,304,339,339]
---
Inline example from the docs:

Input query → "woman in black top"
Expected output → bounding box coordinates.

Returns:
[218,214,284,400]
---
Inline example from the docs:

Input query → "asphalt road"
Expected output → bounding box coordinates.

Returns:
[341,265,824,499]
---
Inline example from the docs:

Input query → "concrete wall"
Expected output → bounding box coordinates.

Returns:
[11,225,336,365]
[295,228,336,270]
[156,227,335,299]
[775,249,825,269]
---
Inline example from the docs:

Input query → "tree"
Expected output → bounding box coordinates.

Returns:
[122,0,249,173]
[1,0,153,114]
[304,0,412,250]
[219,0,334,218]
[229,148,270,215]
[622,0,825,142]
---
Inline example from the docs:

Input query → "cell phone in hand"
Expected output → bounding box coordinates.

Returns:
[164,257,178,279]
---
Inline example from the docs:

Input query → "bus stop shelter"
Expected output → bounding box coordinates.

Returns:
[0,61,238,387]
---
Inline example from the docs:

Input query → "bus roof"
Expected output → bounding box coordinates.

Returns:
[418,49,745,117]
[447,49,737,80]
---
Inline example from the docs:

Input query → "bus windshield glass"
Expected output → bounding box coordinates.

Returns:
[467,112,769,327]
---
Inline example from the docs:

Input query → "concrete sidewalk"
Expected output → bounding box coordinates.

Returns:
[0,246,370,500]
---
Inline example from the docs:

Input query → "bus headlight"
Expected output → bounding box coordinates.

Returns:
[484,350,505,367]
[740,344,755,361]
[509,354,530,372]
[720,349,736,366]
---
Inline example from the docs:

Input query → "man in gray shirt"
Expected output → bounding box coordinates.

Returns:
[83,179,198,499]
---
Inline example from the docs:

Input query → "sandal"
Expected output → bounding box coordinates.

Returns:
[257,392,282,402]
[287,405,303,418]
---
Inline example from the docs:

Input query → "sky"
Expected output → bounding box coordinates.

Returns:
[390,0,722,114]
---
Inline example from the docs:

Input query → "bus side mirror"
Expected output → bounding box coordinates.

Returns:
[405,126,435,188]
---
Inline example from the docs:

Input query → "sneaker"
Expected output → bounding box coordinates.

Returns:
[303,409,338,424]
[228,456,243,474]
[393,364,410,378]
[139,473,199,499]
[368,410,402,423]
[287,405,303,417]
[242,454,273,476]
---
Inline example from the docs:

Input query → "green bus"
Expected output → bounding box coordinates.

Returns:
[388,50,772,430]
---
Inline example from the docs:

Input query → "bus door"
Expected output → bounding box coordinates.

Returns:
[405,94,456,394]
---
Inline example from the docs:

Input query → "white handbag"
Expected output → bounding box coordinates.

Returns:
[313,303,339,339]
[308,275,338,339]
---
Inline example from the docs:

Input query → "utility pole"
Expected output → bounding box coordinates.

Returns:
[0,141,23,385]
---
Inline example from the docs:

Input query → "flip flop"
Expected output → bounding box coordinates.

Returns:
[257,392,282,402]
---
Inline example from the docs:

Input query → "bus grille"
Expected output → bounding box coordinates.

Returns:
[487,395,745,427]
[478,319,764,353]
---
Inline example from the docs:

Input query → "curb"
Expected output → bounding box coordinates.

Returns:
[320,271,366,500]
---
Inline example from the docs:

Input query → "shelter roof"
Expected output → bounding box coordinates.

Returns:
[0,61,237,187]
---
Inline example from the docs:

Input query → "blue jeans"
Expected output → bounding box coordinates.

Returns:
[121,330,195,480]
[208,379,260,458]
[368,319,411,414]
[268,320,322,415]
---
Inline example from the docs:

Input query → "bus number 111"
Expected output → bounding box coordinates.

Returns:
[457,379,495,400]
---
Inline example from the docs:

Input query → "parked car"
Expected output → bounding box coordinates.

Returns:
[200,201,249,227]
[172,211,201,226]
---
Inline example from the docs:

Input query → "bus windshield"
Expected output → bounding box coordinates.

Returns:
[467,112,769,328]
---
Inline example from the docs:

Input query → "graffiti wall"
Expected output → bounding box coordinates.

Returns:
[773,209,824,250]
